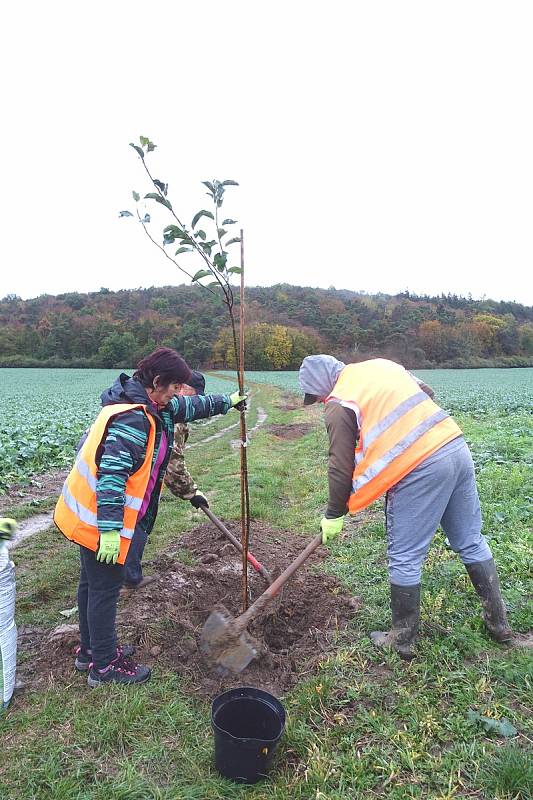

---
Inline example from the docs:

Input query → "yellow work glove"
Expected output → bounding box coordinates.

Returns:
[96,530,121,564]
[0,518,17,541]
[230,391,248,410]
[320,516,344,545]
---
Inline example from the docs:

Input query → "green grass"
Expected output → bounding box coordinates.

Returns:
[1,376,532,799]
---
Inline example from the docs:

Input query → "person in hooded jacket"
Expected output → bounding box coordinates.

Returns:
[54,347,246,686]
[299,354,511,659]
[122,369,209,591]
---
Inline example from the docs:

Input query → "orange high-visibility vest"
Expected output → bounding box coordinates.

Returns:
[326,359,462,514]
[54,404,156,565]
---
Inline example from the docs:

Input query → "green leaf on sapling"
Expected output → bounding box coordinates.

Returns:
[213,252,227,272]
[225,237,242,246]
[119,210,134,217]
[140,214,151,224]
[221,180,239,187]
[194,230,207,241]
[192,269,212,281]
[153,179,168,195]
[223,219,237,225]
[176,247,193,255]
[163,224,187,238]
[144,193,172,211]
[192,210,214,228]
[163,224,187,245]
[132,191,140,202]
[228,266,242,274]
[129,143,145,159]
[140,136,156,151]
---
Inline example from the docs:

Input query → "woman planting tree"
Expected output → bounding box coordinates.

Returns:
[122,369,209,591]
[54,347,246,686]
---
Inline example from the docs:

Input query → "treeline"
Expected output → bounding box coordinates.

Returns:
[1,285,532,370]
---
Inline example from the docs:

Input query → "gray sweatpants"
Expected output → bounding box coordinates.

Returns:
[385,437,492,586]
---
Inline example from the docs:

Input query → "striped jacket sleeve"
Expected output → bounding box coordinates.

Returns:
[95,410,149,533]
[169,393,231,422]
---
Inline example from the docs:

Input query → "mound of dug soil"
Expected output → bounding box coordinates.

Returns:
[266,423,314,440]
[18,522,361,698]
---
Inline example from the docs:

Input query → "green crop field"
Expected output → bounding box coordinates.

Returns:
[226,368,533,416]
[1,365,531,499]
[0,369,236,490]
[230,367,533,475]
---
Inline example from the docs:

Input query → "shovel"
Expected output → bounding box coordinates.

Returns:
[200,532,323,674]
[200,506,273,585]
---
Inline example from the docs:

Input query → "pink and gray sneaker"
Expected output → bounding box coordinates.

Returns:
[75,644,136,672]
[87,650,151,687]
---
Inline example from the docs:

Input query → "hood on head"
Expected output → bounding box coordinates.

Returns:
[100,373,151,407]
[186,370,206,395]
[298,355,346,403]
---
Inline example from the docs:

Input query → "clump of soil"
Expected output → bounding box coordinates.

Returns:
[266,423,314,440]
[18,521,361,698]
[275,396,301,411]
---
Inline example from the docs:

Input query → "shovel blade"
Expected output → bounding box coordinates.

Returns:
[200,605,260,674]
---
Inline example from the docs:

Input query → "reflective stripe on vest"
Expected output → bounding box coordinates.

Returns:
[75,457,143,511]
[362,391,429,451]
[54,403,156,564]
[352,409,449,492]
[60,483,135,539]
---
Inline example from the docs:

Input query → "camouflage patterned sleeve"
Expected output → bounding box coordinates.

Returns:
[164,422,197,499]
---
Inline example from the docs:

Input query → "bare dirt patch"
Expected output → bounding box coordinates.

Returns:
[513,631,533,649]
[275,396,301,412]
[266,423,314,440]
[17,521,362,698]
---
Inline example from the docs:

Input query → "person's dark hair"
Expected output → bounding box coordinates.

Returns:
[134,347,192,389]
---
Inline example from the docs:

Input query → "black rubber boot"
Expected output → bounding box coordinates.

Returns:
[370,584,420,660]
[465,559,512,643]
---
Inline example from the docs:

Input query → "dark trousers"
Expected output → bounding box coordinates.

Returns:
[124,524,148,587]
[77,545,124,669]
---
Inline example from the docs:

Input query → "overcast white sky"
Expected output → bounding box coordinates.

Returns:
[1,1,532,304]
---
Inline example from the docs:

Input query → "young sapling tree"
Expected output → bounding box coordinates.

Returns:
[120,135,252,611]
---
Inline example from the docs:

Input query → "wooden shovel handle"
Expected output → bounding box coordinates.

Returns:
[235,533,324,632]
[201,506,273,584]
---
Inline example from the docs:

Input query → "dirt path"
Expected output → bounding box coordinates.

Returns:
[7,514,55,548]
[188,406,267,450]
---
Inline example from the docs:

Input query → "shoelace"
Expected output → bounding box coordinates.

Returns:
[112,652,137,677]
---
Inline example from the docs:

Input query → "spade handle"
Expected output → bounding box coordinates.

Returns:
[201,506,273,584]
[234,533,324,633]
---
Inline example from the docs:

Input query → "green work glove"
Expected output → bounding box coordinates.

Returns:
[96,530,121,564]
[230,391,248,410]
[190,490,209,509]
[0,518,17,541]
[320,516,344,545]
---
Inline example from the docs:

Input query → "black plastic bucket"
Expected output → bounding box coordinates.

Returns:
[211,687,286,784]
